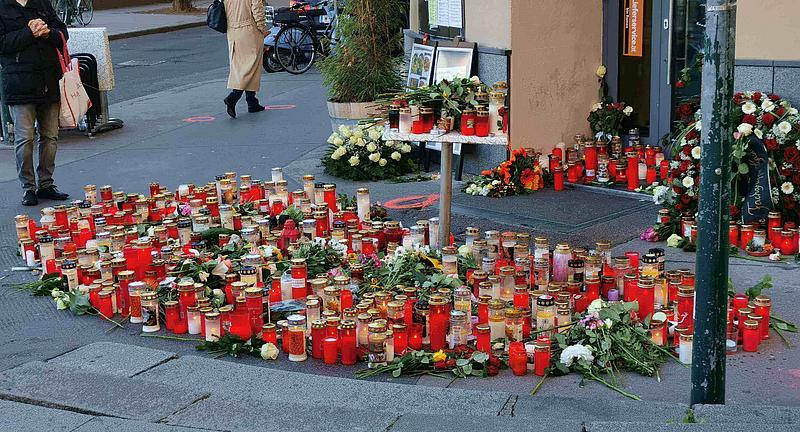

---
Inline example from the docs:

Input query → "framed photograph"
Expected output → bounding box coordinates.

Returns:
[432,46,474,83]
[407,43,436,89]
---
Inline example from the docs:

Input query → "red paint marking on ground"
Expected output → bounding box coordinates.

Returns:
[183,116,216,123]
[384,194,439,210]
[264,105,297,110]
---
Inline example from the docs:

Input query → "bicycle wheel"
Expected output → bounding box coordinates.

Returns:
[77,0,93,26]
[274,24,317,75]
[55,0,72,25]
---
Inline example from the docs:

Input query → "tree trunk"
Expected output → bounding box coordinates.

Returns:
[172,0,194,11]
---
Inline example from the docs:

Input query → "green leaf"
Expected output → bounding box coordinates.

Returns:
[461,364,473,375]
[392,367,402,378]
[420,356,430,364]
[738,163,749,174]
[745,275,772,299]
[455,358,470,367]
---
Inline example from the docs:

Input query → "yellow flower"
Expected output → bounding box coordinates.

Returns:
[432,350,447,362]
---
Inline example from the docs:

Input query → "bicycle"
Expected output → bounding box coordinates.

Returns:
[54,0,93,27]
[272,0,340,75]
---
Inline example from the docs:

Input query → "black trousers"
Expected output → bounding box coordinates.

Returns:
[227,90,259,108]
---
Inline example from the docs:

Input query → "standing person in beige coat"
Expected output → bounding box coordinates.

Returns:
[223,0,267,118]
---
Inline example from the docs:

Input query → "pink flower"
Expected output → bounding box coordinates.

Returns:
[640,226,659,242]
[179,203,192,216]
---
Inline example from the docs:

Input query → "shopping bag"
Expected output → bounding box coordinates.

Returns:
[56,32,91,129]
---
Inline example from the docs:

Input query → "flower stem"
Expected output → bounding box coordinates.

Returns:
[588,372,641,400]
[773,326,792,348]
[531,373,548,396]
[140,334,198,342]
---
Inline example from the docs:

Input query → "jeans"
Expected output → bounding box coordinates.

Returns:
[227,90,260,108]
[10,103,60,192]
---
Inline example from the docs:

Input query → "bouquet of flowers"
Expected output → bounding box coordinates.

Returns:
[587,101,634,139]
[464,148,546,197]
[322,124,416,181]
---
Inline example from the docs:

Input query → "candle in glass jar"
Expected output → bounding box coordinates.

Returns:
[552,244,571,282]
[487,300,506,341]
[752,296,771,340]
[475,324,491,353]
[742,320,759,352]
[287,314,308,362]
[311,320,326,359]
[534,337,551,377]
[261,323,278,345]
[679,333,693,364]
[509,342,528,376]
[340,320,358,365]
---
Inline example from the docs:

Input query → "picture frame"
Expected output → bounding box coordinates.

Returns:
[407,42,436,89]
[432,46,474,84]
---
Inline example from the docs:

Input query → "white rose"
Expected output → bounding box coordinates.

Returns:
[260,343,279,360]
[212,288,224,299]
[368,152,380,162]
[737,123,753,136]
[384,140,394,148]
[782,182,795,195]
[741,102,757,115]
[333,137,344,147]
[470,75,481,85]
[391,151,401,161]
[623,106,634,116]
[327,133,337,144]
[754,128,763,140]
[777,121,792,134]
[351,129,364,139]
[366,142,377,152]
[591,102,603,112]
[560,344,595,367]
[355,137,366,147]
[56,298,68,310]
[348,155,360,166]
[401,144,412,153]
[790,108,799,116]
[695,120,702,131]
[682,176,695,188]
[368,129,382,141]
[379,158,387,167]
[762,99,776,112]
[691,146,702,160]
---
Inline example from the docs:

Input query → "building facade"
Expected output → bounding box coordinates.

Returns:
[405,0,800,173]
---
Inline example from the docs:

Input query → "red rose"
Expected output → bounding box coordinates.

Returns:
[761,113,776,127]
[785,147,800,166]
[784,196,797,210]
[676,81,686,89]
[446,359,457,368]
[766,137,780,151]
[433,360,447,370]
[686,130,698,141]
[768,93,781,102]
[792,172,800,185]
[734,92,744,104]
[680,160,691,173]
[488,355,501,368]
[753,92,763,103]
[776,107,786,117]
[680,194,692,204]
[675,203,685,212]
[682,146,692,156]
[729,204,740,219]
[782,167,793,177]
[742,114,758,125]
[677,103,695,119]
[487,365,499,376]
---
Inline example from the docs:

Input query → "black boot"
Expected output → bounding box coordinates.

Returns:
[223,95,237,118]
[37,185,69,200]
[246,91,265,113]
[22,190,38,206]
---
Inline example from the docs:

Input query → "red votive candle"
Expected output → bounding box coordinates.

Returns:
[323,337,338,364]
[393,324,408,355]
[509,342,528,376]
[626,152,639,190]
[742,320,760,352]
[261,323,278,345]
[553,166,564,191]
[311,321,325,360]
[340,321,357,365]
[408,323,424,350]
[534,337,551,377]
[476,324,491,353]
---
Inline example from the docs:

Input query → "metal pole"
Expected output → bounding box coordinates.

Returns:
[439,141,453,248]
[690,0,737,406]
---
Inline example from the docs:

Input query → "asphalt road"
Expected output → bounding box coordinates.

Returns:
[107,26,230,105]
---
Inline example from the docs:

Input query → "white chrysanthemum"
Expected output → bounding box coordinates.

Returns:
[737,123,753,136]
[260,343,279,360]
[366,142,377,152]
[742,102,757,115]
[782,182,795,195]
[391,151,401,161]
[691,146,701,159]
[348,156,360,166]
[368,152,380,162]
[761,99,776,112]
[623,106,634,116]
[379,158,388,167]
[587,299,604,314]
[777,121,793,134]
[682,176,695,188]
[560,344,594,367]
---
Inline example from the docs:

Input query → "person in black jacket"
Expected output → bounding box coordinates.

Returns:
[0,0,69,206]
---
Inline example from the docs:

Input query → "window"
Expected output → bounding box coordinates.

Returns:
[418,0,465,39]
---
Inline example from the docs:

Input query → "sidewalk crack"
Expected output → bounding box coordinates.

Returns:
[130,354,179,378]
[156,393,211,423]
[497,395,518,417]
[384,414,402,431]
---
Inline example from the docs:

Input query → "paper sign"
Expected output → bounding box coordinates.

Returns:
[623,0,644,57]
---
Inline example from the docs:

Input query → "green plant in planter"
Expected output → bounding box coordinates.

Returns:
[317,0,405,103]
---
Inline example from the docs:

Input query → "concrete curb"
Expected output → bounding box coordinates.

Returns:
[107,21,206,40]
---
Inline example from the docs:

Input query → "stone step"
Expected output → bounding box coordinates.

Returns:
[584,421,799,432]
[512,394,689,423]
[692,404,800,425]
[0,361,207,422]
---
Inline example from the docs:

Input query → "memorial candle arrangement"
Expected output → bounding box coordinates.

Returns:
[12,170,786,398]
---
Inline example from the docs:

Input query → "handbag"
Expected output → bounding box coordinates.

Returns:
[56,32,91,129]
[207,0,227,33]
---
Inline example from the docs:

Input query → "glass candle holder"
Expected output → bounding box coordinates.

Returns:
[742,319,759,352]
[367,321,388,368]
[428,296,449,351]
[287,314,308,362]
[534,337,551,377]
[487,299,506,341]
[392,323,407,355]
[449,310,469,348]
[509,341,528,376]
[552,244,572,282]
[679,333,693,364]
[535,295,556,338]
[261,323,278,345]
[340,320,358,365]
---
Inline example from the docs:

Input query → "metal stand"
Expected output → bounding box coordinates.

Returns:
[90,91,124,135]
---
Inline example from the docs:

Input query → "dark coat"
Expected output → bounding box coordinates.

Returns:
[0,0,68,105]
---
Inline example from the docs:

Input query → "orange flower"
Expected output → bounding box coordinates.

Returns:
[498,162,511,183]
[520,168,536,190]
[481,169,492,176]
